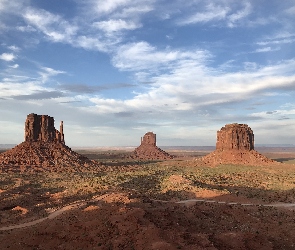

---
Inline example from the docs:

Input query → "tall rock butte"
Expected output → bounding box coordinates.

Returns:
[25,113,64,143]
[216,123,254,151]
[130,132,173,160]
[202,123,276,166]
[0,113,97,172]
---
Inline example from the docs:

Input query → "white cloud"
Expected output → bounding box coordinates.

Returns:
[90,0,154,16]
[0,81,42,98]
[251,107,295,119]
[0,0,294,146]
[254,46,280,53]
[178,3,230,25]
[9,64,19,69]
[112,41,210,71]
[92,0,133,14]
[82,49,295,119]
[227,2,252,27]
[23,8,78,43]
[16,25,36,32]
[8,45,20,52]
[285,5,295,15]
[176,1,252,27]
[21,7,120,52]
[114,5,154,18]
[0,1,26,13]
[39,67,66,83]
[0,52,15,61]
[93,19,141,32]
[257,32,295,46]
[74,36,109,52]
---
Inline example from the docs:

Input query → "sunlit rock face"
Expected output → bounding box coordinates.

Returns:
[216,123,254,151]
[202,123,275,166]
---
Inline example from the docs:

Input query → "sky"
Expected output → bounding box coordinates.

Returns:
[0,0,295,147]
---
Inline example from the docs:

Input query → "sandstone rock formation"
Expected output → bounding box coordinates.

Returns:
[202,123,276,166]
[216,123,254,151]
[0,114,97,172]
[25,113,64,143]
[130,132,173,160]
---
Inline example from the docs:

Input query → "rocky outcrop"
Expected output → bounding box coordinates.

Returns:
[25,113,64,143]
[202,123,276,166]
[130,132,173,160]
[216,123,254,151]
[0,113,97,172]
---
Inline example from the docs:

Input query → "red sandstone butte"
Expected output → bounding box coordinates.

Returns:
[0,113,97,172]
[216,123,254,151]
[25,113,65,143]
[202,123,276,166]
[130,132,173,160]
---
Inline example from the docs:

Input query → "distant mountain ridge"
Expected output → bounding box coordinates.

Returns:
[0,144,16,149]
[1,144,295,151]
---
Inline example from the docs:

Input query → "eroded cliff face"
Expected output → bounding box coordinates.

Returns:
[202,123,275,166]
[140,132,156,146]
[0,113,97,172]
[25,113,64,143]
[216,123,254,151]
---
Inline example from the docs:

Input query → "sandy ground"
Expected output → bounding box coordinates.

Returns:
[1,148,295,249]
[1,191,295,249]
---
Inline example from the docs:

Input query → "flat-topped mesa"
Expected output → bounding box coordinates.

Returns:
[216,123,254,151]
[25,113,65,144]
[201,123,276,166]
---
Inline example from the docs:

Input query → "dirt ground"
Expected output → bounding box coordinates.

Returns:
[1,191,295,250]
[0,147,295,249]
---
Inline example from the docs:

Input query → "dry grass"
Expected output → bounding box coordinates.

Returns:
[1,148,295,216]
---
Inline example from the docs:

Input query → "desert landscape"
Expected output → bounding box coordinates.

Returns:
[0,114,295,249]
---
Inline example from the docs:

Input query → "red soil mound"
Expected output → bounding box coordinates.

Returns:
[0,141,98,172]
[202,149,276,166]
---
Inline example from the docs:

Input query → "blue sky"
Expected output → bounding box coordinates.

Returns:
[0,0,295,147]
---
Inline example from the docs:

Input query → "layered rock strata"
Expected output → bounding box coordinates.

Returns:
[202,123,276,166]
[0,114,97,172]
[216,124,254,151]
[130,132,173,160]
[25,113,64,143]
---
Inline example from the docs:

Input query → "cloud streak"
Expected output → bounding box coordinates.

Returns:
[0,53,15,61]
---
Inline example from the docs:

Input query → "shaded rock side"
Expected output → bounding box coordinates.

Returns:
[0,113,98,172]
[25,113,64,143]
[130,132,173,160]
[0,142,97,172]
[202,123,276,166]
